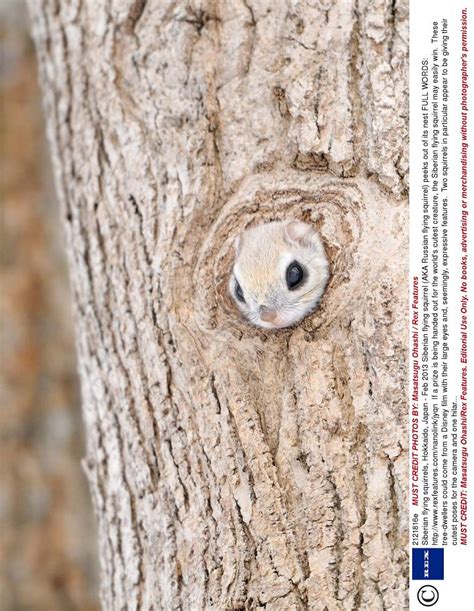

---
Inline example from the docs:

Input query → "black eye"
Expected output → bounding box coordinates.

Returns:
[286,261,304,290]
[235,280,245,303]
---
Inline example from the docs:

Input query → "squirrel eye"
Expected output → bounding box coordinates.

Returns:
[286,261,304,290]
[234,280,245,303]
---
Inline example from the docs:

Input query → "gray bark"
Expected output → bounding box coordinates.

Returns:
[29,0,409,609]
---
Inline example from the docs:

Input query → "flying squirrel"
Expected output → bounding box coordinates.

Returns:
[229,220,329,329]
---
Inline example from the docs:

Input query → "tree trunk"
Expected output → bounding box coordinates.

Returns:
[28,1,409,609]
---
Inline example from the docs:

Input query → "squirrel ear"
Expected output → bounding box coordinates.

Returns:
[284,220,314,246]
[234,234,242,253]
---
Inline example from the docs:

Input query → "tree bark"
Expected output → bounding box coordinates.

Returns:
[29,1,409,609]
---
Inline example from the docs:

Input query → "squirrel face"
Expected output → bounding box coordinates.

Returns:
[229,220,329,329]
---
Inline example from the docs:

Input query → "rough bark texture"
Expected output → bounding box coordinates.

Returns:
[0,3,99,608]
[29,0,409,609]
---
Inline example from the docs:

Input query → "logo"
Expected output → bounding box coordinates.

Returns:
[417,585,439,607]
[412,548,444,580]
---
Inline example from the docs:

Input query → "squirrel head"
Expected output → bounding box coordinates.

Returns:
[229,220,329,329]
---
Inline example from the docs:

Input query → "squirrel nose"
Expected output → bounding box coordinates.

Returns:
[259,306,278,323]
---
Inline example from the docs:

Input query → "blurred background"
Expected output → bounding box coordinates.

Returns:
[1,3,100,609]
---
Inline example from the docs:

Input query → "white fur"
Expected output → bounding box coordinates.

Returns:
[229,220,329,329]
